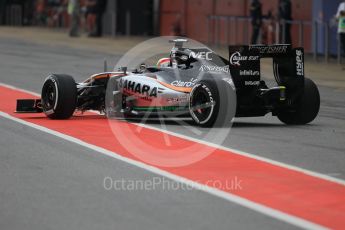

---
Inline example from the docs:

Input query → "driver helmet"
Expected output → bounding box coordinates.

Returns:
[157,57,172,68]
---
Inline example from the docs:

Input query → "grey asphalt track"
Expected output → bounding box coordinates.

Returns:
[0,37,344,230]
[0,117,295,230]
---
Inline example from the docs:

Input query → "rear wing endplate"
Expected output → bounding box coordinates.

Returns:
[229,44,305,91]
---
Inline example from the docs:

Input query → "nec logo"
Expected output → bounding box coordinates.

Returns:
[189,51,213,60]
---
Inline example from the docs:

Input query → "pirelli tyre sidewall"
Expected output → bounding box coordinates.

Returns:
[41,74,77,119]
[189,79,235,127]
[278,78,320,125]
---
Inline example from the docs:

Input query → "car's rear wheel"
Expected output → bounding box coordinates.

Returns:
[189,79,235,127]
[41,74,77,119]
[277,78,320,125]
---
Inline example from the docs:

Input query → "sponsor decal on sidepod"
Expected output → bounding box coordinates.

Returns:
[121,79,158,97]
[199,65,230,73]
[171,78,198,87]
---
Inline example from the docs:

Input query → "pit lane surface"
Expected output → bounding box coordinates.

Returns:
[1,38,345,229]
[2,116,300,230]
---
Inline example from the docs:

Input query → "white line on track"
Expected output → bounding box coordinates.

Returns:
[136,122,345,186]
[0,111,327,230]
[0,82,40,97]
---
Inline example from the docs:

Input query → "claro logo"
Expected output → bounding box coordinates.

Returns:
[171,78,198,87]
[189,51,213,61]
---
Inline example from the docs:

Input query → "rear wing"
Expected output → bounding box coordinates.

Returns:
[228,44,305,92]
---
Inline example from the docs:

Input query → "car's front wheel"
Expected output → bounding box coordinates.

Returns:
[41,74,77,119]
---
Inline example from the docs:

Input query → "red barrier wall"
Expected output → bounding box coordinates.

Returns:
[160,0,313,50]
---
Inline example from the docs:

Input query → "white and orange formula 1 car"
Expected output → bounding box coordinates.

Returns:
[16,39,320,127]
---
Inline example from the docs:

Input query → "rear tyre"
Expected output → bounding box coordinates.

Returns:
[278,78,320,125]
[189,79,236,127]
[41,74,77,119]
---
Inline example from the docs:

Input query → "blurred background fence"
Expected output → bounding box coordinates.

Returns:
[207,16,343,63]
[0,0,343,63]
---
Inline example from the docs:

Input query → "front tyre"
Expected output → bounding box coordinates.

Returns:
[189,79,236,127]
[278,78,320,125]
[41,74,77,119]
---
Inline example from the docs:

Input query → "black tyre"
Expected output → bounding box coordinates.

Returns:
[189,79,236,127]
[278,78,320,125]
[41,74,77,119]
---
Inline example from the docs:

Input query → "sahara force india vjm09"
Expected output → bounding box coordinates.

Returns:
[16,39,320,127]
